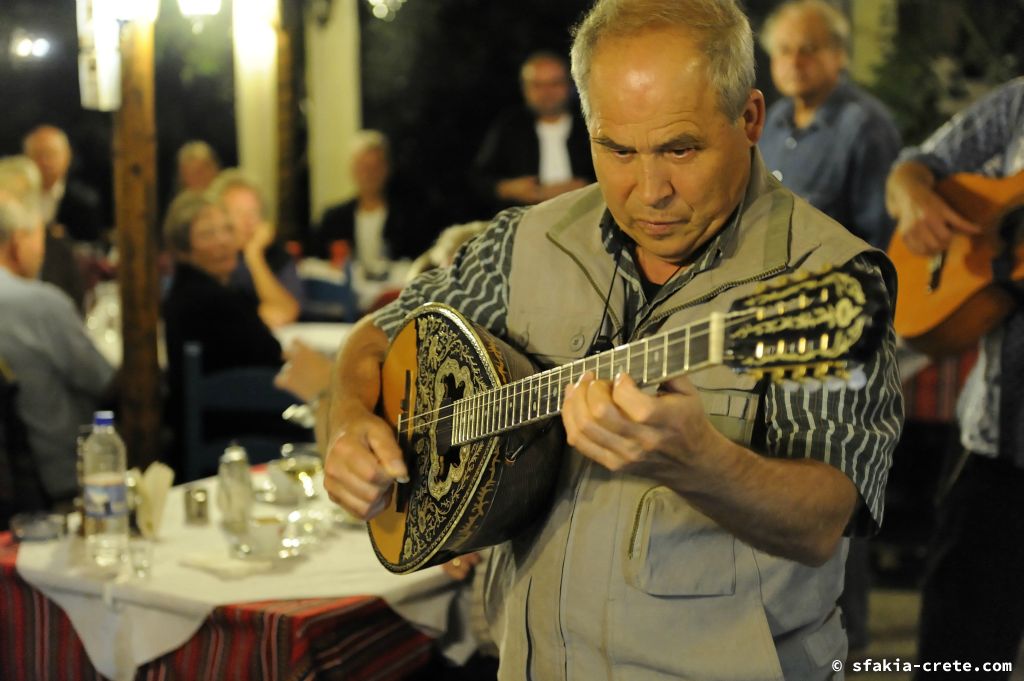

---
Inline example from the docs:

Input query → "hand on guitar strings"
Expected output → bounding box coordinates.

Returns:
[887,166,981,256]
[323,404,409,521]
[561,371,724,487]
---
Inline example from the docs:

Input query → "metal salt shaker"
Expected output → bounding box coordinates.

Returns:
[217,444,253,534]
[184,485,210,524]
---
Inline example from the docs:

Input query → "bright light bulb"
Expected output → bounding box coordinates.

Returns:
[14,38,33,58]
[31,38,50,58]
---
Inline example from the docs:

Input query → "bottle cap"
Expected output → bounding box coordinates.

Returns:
[93,411,115,427]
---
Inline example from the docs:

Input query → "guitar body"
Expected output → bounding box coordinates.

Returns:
[889,171,1024,356]
[368,304,564,574]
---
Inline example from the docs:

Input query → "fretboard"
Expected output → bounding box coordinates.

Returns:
[450,313,724,446]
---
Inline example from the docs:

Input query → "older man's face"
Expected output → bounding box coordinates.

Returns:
[24,129,71,191]
[587,27,763,272]
[767,8,845,106]
[522,58,571,120]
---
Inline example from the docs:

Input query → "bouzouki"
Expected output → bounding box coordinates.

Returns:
[887,170,1024,356]
[369,265,889,574]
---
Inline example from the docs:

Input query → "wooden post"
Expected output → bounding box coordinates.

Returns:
[113,20,161,470]
[276,0,298,241]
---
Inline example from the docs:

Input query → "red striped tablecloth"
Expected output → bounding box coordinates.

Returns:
[0,534,435,681]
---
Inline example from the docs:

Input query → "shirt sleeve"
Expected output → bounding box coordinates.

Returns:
[762,253,904,534]
[898,77,1024,178]
[372,207,525,341]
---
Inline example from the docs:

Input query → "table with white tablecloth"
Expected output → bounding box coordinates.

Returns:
[8,475,474,681]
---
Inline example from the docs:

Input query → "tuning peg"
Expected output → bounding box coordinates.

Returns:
[802,377,822,393]
[771,368,787,383]
[824,375,846,392]
[789,366,807,380]
[780,379,801,393]
[813,362,832,378]
[846,367,867,390]
[792,270,810,282]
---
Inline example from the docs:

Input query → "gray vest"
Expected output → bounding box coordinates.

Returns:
[484,151,874,680]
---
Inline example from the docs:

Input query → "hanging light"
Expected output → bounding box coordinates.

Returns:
[367,0,407,22]
[177,0,222,17]
[9,29,52,61]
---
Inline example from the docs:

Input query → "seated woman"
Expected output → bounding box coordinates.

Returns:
[209,169,304,328]
[162,192,316,476]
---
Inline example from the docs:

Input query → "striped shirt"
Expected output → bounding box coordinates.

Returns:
[374,204,903,532]
[898,77,1024,459]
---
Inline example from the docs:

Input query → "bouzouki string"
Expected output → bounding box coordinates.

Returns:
[405,306,769,435]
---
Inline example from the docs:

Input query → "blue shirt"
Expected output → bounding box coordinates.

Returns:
[899,77,1024,458]
[0,268,114,498]
[760,76,901,248]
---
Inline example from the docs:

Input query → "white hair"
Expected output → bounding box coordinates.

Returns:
[570,0,755,126]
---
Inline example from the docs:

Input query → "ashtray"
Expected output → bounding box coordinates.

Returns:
[10,512,67,542]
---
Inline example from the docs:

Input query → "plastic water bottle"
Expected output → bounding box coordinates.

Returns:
[82,411,129,569]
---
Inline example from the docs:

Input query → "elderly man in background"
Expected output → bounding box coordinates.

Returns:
[323,0,903,678]
[176,140,221,193]
[759,0,900,249]
[0,160,114,520]
[758,0,902,655]
[22,125,105,244]
[472,51,595,211]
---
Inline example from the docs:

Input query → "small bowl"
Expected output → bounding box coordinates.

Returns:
[10,512,67,542]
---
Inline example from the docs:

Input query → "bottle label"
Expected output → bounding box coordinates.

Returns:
[83,480,128,519]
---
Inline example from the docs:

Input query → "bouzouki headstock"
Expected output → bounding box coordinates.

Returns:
[724,265,889,386]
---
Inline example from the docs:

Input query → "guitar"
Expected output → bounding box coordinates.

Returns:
[368,265,889,574]
[887,170,1024,356]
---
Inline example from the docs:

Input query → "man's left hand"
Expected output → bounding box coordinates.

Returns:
[561,371,719,485]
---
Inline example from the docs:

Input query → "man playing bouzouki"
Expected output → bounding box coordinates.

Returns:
[324,1,903,678]
[886,77,1024,681]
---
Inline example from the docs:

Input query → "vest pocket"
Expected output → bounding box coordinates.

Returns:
[625,486,736,596]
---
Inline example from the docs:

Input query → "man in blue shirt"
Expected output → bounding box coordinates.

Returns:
[759,0,901,249]
[758,0,902,657]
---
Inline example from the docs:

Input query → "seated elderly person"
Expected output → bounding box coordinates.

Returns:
[0,180,114,526]
[209,169,304,328]
[162,192,326,476]
[315,131,433,277]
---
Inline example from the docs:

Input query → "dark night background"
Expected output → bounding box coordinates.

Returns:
[1,0,1021,233]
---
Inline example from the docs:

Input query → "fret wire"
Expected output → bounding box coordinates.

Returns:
[643,337,650,384]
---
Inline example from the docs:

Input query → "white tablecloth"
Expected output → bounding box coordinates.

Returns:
[16,480,473,681]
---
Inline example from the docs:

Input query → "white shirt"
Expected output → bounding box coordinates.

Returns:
[354,206,390,277]
[39,179,66,225]
[536,114,573,186]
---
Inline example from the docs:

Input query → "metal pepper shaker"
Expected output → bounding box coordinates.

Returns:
[217,443,253,534]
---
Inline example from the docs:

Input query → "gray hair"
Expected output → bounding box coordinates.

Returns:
[570,0,755,125]
[163,190,219,255]
[177,140,221,167]
[349,130,390,162]
[760,0,850,55]
[0,156,43,229]
[0,191,38,245]
[207,168,268,218]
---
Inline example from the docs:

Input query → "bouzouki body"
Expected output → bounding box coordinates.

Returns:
[888,171,1024,356]
[368,266,889,573]
[369,304,563,574]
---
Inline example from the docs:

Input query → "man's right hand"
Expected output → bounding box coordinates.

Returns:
[323,400,408,521]
[886,161,981,256]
